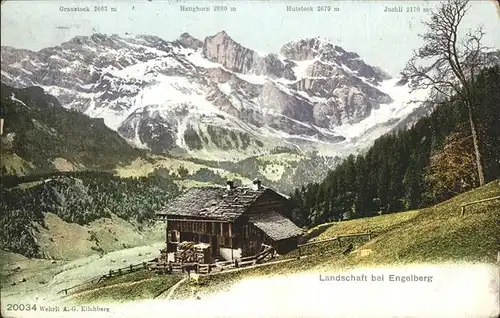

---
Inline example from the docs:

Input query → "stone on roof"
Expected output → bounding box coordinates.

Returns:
[157,186,274,221]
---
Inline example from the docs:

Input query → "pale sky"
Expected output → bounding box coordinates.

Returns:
[1,0,499,76]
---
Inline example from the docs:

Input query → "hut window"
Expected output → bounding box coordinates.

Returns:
[223,223,229,235]
[207,222,212,233]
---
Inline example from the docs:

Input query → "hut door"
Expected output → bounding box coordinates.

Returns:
[171,230,179,242]
[211,236,218,257]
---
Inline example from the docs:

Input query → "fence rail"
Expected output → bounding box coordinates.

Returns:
[460,196,500,216]
[103,261,150,279]
[150,245,276,275]
[59,235,362,296]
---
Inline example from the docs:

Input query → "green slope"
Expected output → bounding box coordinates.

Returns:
[67,180,499,302]
[1,83,143,176]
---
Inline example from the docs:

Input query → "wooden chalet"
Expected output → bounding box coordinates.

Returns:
[156,179,303,263]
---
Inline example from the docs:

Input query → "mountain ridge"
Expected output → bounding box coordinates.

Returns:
[1,31,430,161]
[0,83,143,176]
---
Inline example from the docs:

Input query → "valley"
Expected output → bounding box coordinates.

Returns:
[1,4,499,315]
[2,181,497,307]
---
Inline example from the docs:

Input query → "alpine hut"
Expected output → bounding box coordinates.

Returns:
[156,179,303,263]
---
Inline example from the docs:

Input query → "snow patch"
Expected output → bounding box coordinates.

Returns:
[183,50,222,68]
[292,59,316,79]
[333,78,431,143]
[235,73,268,85]
[9,93,29,108]
[1,70,13,80]
[218,82,232,95]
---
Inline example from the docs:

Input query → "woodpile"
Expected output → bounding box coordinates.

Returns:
[151,243,275,275]
[174,241,211,263]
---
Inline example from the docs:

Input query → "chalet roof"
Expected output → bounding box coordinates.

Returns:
[248,211,303,241]
[157,186,274,221]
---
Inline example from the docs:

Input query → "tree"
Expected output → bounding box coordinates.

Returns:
[403,0,492,186]
[425,132,477,202]
[177,165,189,178]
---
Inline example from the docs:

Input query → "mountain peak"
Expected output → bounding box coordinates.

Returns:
[280,37,325,61]
[202,30,258,73]
[216,30,228,36]
[280,37,359,61]
[177,32,203,49]
[90,33,111,43]
[209,30,235,42]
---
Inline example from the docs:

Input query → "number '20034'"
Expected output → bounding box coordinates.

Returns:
[6,304,37,311]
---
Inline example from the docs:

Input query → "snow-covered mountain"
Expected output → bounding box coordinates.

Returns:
[0,32,430,160]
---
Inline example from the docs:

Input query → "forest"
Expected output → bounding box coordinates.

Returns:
[0,171,180,257]
[186,152,341,194]
[289,66,500,227]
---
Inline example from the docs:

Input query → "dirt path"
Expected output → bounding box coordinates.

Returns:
[157,277,187,300]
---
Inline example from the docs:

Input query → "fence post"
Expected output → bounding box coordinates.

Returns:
[109,269,112,277]
[461,206,465,217]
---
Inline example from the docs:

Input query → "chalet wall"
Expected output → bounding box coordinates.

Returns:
[246,189,290,218]
[167,219,233,237]
[164,205,298,259]
[236,222,273,256]
[220,247,242,260]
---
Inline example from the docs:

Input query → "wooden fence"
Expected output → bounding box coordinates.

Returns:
[297,232,372,257]
[58,234,369,295]
[151,244,276,275]
[460,196,500,216]
[102,261,150,279]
